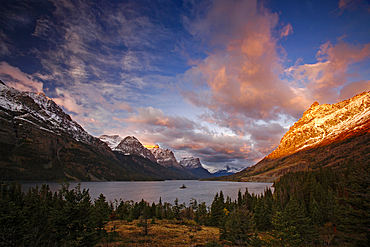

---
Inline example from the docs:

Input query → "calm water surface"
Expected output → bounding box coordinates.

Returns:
[21,180,273,206]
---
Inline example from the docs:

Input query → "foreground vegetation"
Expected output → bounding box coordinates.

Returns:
[1,160,369,246]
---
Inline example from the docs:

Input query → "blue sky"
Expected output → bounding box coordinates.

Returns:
[1,0,369,171]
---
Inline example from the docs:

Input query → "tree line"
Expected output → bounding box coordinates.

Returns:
[1,160,369,246]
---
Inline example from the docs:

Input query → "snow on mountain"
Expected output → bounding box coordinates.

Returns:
[268,91,370,159]
[0,83,98,145]
[114,136,157,163]
[98,135,123,150]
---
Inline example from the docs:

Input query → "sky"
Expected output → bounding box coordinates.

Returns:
[0,0,370,172]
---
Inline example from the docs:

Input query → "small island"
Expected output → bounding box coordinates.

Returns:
[179,184,187,189]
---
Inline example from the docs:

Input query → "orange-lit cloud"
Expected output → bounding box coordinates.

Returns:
[0,62,43,92]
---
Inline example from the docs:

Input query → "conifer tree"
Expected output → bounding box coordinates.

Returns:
[210,191,225,226]
[340,162,370,246]
[309,193,323,226]
[272,194,317,246]
[220,207,255,245]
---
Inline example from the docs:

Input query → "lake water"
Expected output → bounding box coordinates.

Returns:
[21,180,273,207]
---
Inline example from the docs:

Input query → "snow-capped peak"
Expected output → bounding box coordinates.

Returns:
[0,82,97,145]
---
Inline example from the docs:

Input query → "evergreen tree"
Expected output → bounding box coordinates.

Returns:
[210,191,225,226]
[309,193,323,226]
[195,202,208,225]
[155,197,163,220]
[272,194,317,246]
[173,198,181,220]
[340,162,370,246]
[220,207,255,245]
[93,193,110,238]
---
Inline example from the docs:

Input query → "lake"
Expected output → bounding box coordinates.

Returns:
[21,180,273,207]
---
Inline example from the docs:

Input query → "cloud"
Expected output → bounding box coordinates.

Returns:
[181,0,303,134]
[115,105,274,168]
[0,30,11,55]
[0,62,43,92]
[52,88,84,114]
[281,23,293,38]
[339,80,370,100]
[287,41,370,103]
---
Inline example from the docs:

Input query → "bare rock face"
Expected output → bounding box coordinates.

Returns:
[221,91,370,182]
[268,92,370,159]
[115,136,157,163]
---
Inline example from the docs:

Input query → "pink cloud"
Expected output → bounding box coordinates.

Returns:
[52,88,84,114]
[0,62,43,93]
[338,0,352,9]
[288,41,370,103]
[280,23,293,38]
[339,80,370,100]
[182,0,303,132]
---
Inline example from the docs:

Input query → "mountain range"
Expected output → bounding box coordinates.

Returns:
[97,135,213,179]
[211,91,370,182]
[2,79,366,182]
[0,81,212,181]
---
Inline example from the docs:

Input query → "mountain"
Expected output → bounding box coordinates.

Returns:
[211,165,245,177]
[148,147,198,179]
[98,135,196,180]
[0,81,154,181]
[214,91,370,182]
[0,82,192,181]
[179,157,213,179]
[114,136,157,163]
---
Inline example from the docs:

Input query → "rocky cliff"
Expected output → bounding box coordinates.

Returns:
[216,91,370,182]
